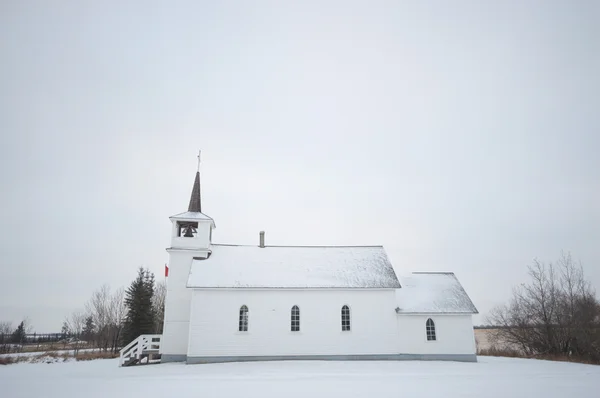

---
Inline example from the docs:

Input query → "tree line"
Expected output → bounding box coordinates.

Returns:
[488,251,600,363]
[1,267,166,354]
[0,319,31,351]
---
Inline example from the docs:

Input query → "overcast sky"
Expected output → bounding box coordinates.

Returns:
[1,1,599,332]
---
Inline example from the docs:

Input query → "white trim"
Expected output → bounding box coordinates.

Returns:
[395,311,478,315]
[186,354,478,364]
[167,248,212,254]
[186,287,398,291]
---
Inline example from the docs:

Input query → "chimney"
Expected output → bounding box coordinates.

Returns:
[259,231,265,248]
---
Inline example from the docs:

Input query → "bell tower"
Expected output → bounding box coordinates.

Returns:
[169,151,215,250]
[161,151,215,362]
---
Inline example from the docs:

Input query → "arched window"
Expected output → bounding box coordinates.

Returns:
[426,318,436,341]
[341,305,351,331]
[239,305,249,332]
[291,305,300,332]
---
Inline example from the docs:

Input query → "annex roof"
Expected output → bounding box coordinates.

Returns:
[394,272,478,314]
[187,244,401,289]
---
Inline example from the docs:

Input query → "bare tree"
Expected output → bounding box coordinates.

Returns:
[0,321,12,353]
[78,278,162,354]
[20,317,34,336]
[0,321,11,336]
[86,285,111,351]
[108,287,126,353]
[65,311,86,355]
[152,280,166,334]
[488,251,600,362]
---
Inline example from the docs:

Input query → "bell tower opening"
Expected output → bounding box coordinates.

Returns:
[177,221,198,238]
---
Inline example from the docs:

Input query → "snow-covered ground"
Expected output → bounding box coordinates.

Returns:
[1,357,598,398]
[0,348,96,358]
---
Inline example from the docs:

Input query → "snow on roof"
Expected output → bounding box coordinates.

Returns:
[395,273,478,314]
[187,244,401,289]
[170,211,214,221]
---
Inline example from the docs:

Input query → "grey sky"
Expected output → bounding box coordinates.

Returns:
[1,1,599,332]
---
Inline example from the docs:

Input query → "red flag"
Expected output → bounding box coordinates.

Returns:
[165,264,169,277]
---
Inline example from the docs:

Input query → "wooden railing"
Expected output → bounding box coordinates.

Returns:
[118,334,162,367]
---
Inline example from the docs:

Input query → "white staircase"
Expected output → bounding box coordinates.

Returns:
[119,334,162,367]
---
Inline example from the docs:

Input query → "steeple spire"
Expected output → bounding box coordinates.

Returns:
[187,151,201,212]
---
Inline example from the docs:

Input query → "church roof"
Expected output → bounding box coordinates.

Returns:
[187,244,401,289]
[169,211,214,221]
[394,272,478,314]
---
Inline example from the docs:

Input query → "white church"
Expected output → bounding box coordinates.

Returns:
[157,165,478,364]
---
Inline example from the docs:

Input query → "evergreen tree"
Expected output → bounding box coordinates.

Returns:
[61,321,70,340]
[11,321,26,344]
[123,267,156,345]
[83,315,95,343]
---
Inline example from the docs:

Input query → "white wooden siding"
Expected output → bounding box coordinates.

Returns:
[396,314,476,355]
[160,250,196,356]
[188,289,399,357]
[187,289,476,358]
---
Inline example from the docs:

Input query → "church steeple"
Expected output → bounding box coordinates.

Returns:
[187,151,201,212]
[187,171,201,212]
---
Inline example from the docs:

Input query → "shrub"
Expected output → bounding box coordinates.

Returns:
[75,351,118,361]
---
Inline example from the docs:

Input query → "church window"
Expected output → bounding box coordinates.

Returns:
[426,318,436,341]
[341,305,351,331]
[239,305,249,332]
[291,305,300,332]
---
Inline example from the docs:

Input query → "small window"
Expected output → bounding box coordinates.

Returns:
[341,305,351,331]
[426,318,436,341]
[291,305,300,332]
[239,305,249,332]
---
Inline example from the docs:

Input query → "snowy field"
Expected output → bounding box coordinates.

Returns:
[1,357,599,398]
[0,348,96,358]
